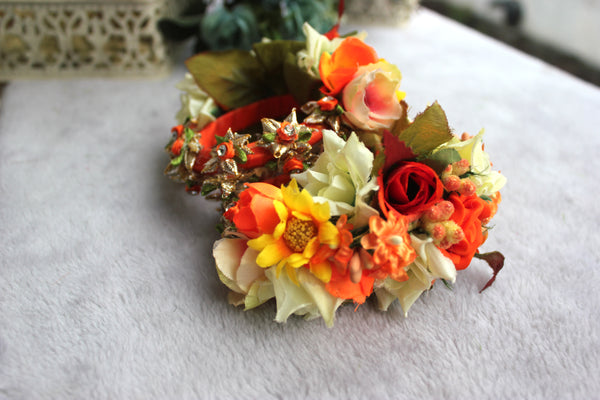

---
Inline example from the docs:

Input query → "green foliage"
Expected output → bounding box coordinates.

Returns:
[420,148,461,175]
[393,102,454,156]
[186,39,320,110]
[201,182,219,196]
[200,4,261,51]
[297,128,313,143]
[235,147,248,163]
[170,152,184,166]
[263,132,276,143]
[186,50,268,110]
[158,0,337,52]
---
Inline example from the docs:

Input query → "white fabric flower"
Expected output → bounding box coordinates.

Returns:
[213,239,344,326]
[292,129,378,228]
[175,73,218,127]
[374,234,456,316]
[265,267,344,328]
[213,238,274,309]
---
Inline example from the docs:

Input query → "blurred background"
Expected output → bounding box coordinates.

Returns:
[0,0,598,85]
[421,0,600,85]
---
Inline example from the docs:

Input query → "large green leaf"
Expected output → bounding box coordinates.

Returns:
[252,40,305,95]
[283,52,322,105]
[185,50,269,110]
[253,40,305,72]
[393,102,453,156]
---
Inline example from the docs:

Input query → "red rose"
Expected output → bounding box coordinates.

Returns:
[442,193,494,270]
[378,161,444,218]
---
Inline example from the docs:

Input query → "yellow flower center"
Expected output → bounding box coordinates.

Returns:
[283,217,317,253]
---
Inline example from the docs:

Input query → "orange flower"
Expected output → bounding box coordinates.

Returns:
[224,182,282,239]
[360,211,416,281]
[326,263,375,305]
[246,179,341,283]
[318,37,379,96]
[442,193,494,270]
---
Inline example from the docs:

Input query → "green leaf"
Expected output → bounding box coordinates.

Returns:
[263,132,276,143]
[186,50,268,110]
[201,182,219,196]
[420,148,461,175]
[236,147,248,163]
[393,102,453,156]
[282,52,322,105]
[170,153,184,166]
[441,279,454,290]
[252,40,305,95]
[200,5,261,50]
[480,194,493,202]
[215,134,227,145]
[297,128,312,142]
[184,127,194,142]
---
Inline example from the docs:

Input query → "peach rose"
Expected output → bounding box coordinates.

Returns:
[342,61,404,131]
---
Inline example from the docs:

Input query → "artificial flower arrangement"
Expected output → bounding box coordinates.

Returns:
[164,23,506,327]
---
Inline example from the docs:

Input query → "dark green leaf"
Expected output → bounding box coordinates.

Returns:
[157,15,203,41]
[252,41,305,72]
[441,279,454,290]
[282,52,322,105]
[252,40,306,95]
[201,182,219,196]
[298,128,312,142]
[200,5,261,50]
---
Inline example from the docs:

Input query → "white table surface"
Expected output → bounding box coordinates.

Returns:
[1,8,599,399]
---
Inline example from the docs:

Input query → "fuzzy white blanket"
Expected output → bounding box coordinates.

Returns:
[1,9,599,399]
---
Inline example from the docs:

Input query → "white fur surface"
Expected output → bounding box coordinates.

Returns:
[1,9,599,399]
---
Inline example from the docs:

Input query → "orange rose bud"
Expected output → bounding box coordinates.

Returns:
[171,124,184,138]
[317,96,338,111]
[217,141,235,160]
[171,138,184,156]
[283,158,304,174]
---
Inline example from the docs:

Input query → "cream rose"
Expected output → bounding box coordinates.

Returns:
[342,61,405,131]
[175,73,218,127]
[213,238,274,309]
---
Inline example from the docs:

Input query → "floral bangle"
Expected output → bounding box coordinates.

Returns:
[164,23,506,327]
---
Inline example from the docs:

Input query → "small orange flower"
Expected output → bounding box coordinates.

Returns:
[317,96,338,111]
[217,141,235,160]
[224,182,282,239]
[442,193,495,270]
[329,214,354,272]
[361,211,416,281]
[318,37,379,96]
